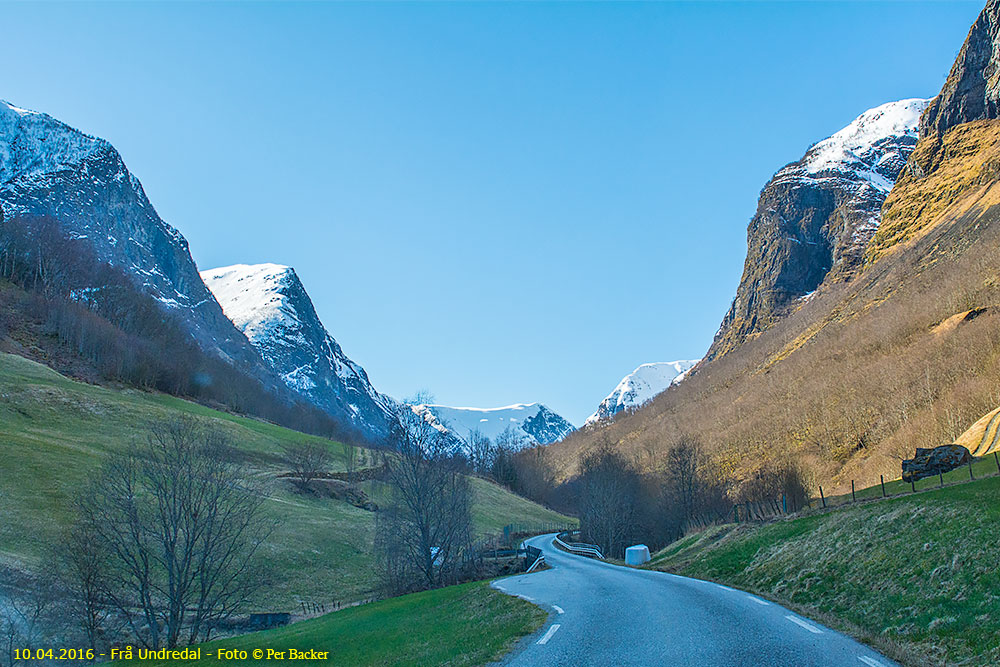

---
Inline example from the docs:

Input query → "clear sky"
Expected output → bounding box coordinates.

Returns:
[1,1,983,425]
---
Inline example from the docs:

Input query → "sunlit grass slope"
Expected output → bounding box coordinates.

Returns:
[0,353,572,607]
[649,476,1000,666]
[119,581,543,667]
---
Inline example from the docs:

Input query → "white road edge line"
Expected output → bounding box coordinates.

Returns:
[785,614,823,634]
[746,595,769,606]
[858,657,886,667]
[537,624,561,645]
[552,605,564,614]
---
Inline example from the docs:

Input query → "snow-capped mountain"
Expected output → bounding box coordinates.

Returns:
[0,99,264,371]
[410,402,575,451]
[708,98,930,360]
[202,263,397,440]
[586,360,699,425]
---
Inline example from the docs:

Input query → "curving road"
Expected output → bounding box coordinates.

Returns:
[491,534,896,667]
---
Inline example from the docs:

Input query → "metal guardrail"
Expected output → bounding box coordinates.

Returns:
[555,530,605,560]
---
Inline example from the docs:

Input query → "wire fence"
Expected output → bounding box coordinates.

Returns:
[733,451,1000,524]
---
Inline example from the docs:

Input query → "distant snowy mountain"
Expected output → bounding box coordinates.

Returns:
[0,99,266,371]
[202,263,397,441]
[587,360,699,425]
[411,403,575,451]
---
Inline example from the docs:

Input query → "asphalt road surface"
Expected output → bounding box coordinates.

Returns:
[492,534,896,667]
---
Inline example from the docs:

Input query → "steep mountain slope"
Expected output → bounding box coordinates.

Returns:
[0,100,263,371]
[202,264,397,441]
[708,98,928,360]
[585,360,699,425]
[411,403,575,450]
[545,2,1000,497]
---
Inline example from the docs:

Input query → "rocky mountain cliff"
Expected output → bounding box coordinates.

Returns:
[921,0,1000,137]
[707,98,929,360]
[202,264,397,441]
[410,402,575,452]
[0,100,265,372]
[586,360,699,425]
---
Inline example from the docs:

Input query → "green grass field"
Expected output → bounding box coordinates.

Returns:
[649,476,1000,666]
[116,581,544,667]
[0,353,572,608]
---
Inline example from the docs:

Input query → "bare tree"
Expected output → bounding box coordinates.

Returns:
[664,436,700,531]
[375,409,474,595]
[59,524,113,654]
[71,419,273,648]
[466,428,493,476]
[0,569,57,667]
[578,437,641,559]
[491,426,525,487]
[282,441,333,490]
[343,440,359,485]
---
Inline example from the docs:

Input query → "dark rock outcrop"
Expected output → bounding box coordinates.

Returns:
[921,0,1000,137]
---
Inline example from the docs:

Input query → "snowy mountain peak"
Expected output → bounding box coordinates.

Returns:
[777,98,930,194]
[803,98,928,180]
[202,263,397,439]
[200,263,299,344]
[410,402,575,451]
[0,99,109,185]
[586,360,699,425]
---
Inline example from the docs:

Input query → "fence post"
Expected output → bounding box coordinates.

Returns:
[782,493,787,514]
[819,486,826,508]
[880,475,886,497]
[851,480,856,503]
[911,477,915,493]
[969,458,975,481]
[939,471,944,488]
[995,451,999,474]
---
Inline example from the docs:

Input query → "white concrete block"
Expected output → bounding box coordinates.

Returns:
[625,544,650,566]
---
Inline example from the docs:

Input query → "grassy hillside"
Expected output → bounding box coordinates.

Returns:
[0,353,572,608]
[118,581,544,667]
[648,476,1000,666]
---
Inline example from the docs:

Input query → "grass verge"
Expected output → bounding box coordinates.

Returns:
[648,476,1000,666]
[117,581,544,667]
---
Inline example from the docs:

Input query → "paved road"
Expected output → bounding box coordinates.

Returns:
[491,534,896,667]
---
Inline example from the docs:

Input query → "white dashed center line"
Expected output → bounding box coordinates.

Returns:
[537,624,561,645]
[785,614,823,634]
[858,657,886,667]
[552,605,564,614]
[746,595,769,606]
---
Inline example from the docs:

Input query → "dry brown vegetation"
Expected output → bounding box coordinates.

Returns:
[549,120,1000,498]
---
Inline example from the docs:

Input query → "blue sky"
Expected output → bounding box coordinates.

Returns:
[1,1,983,425]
